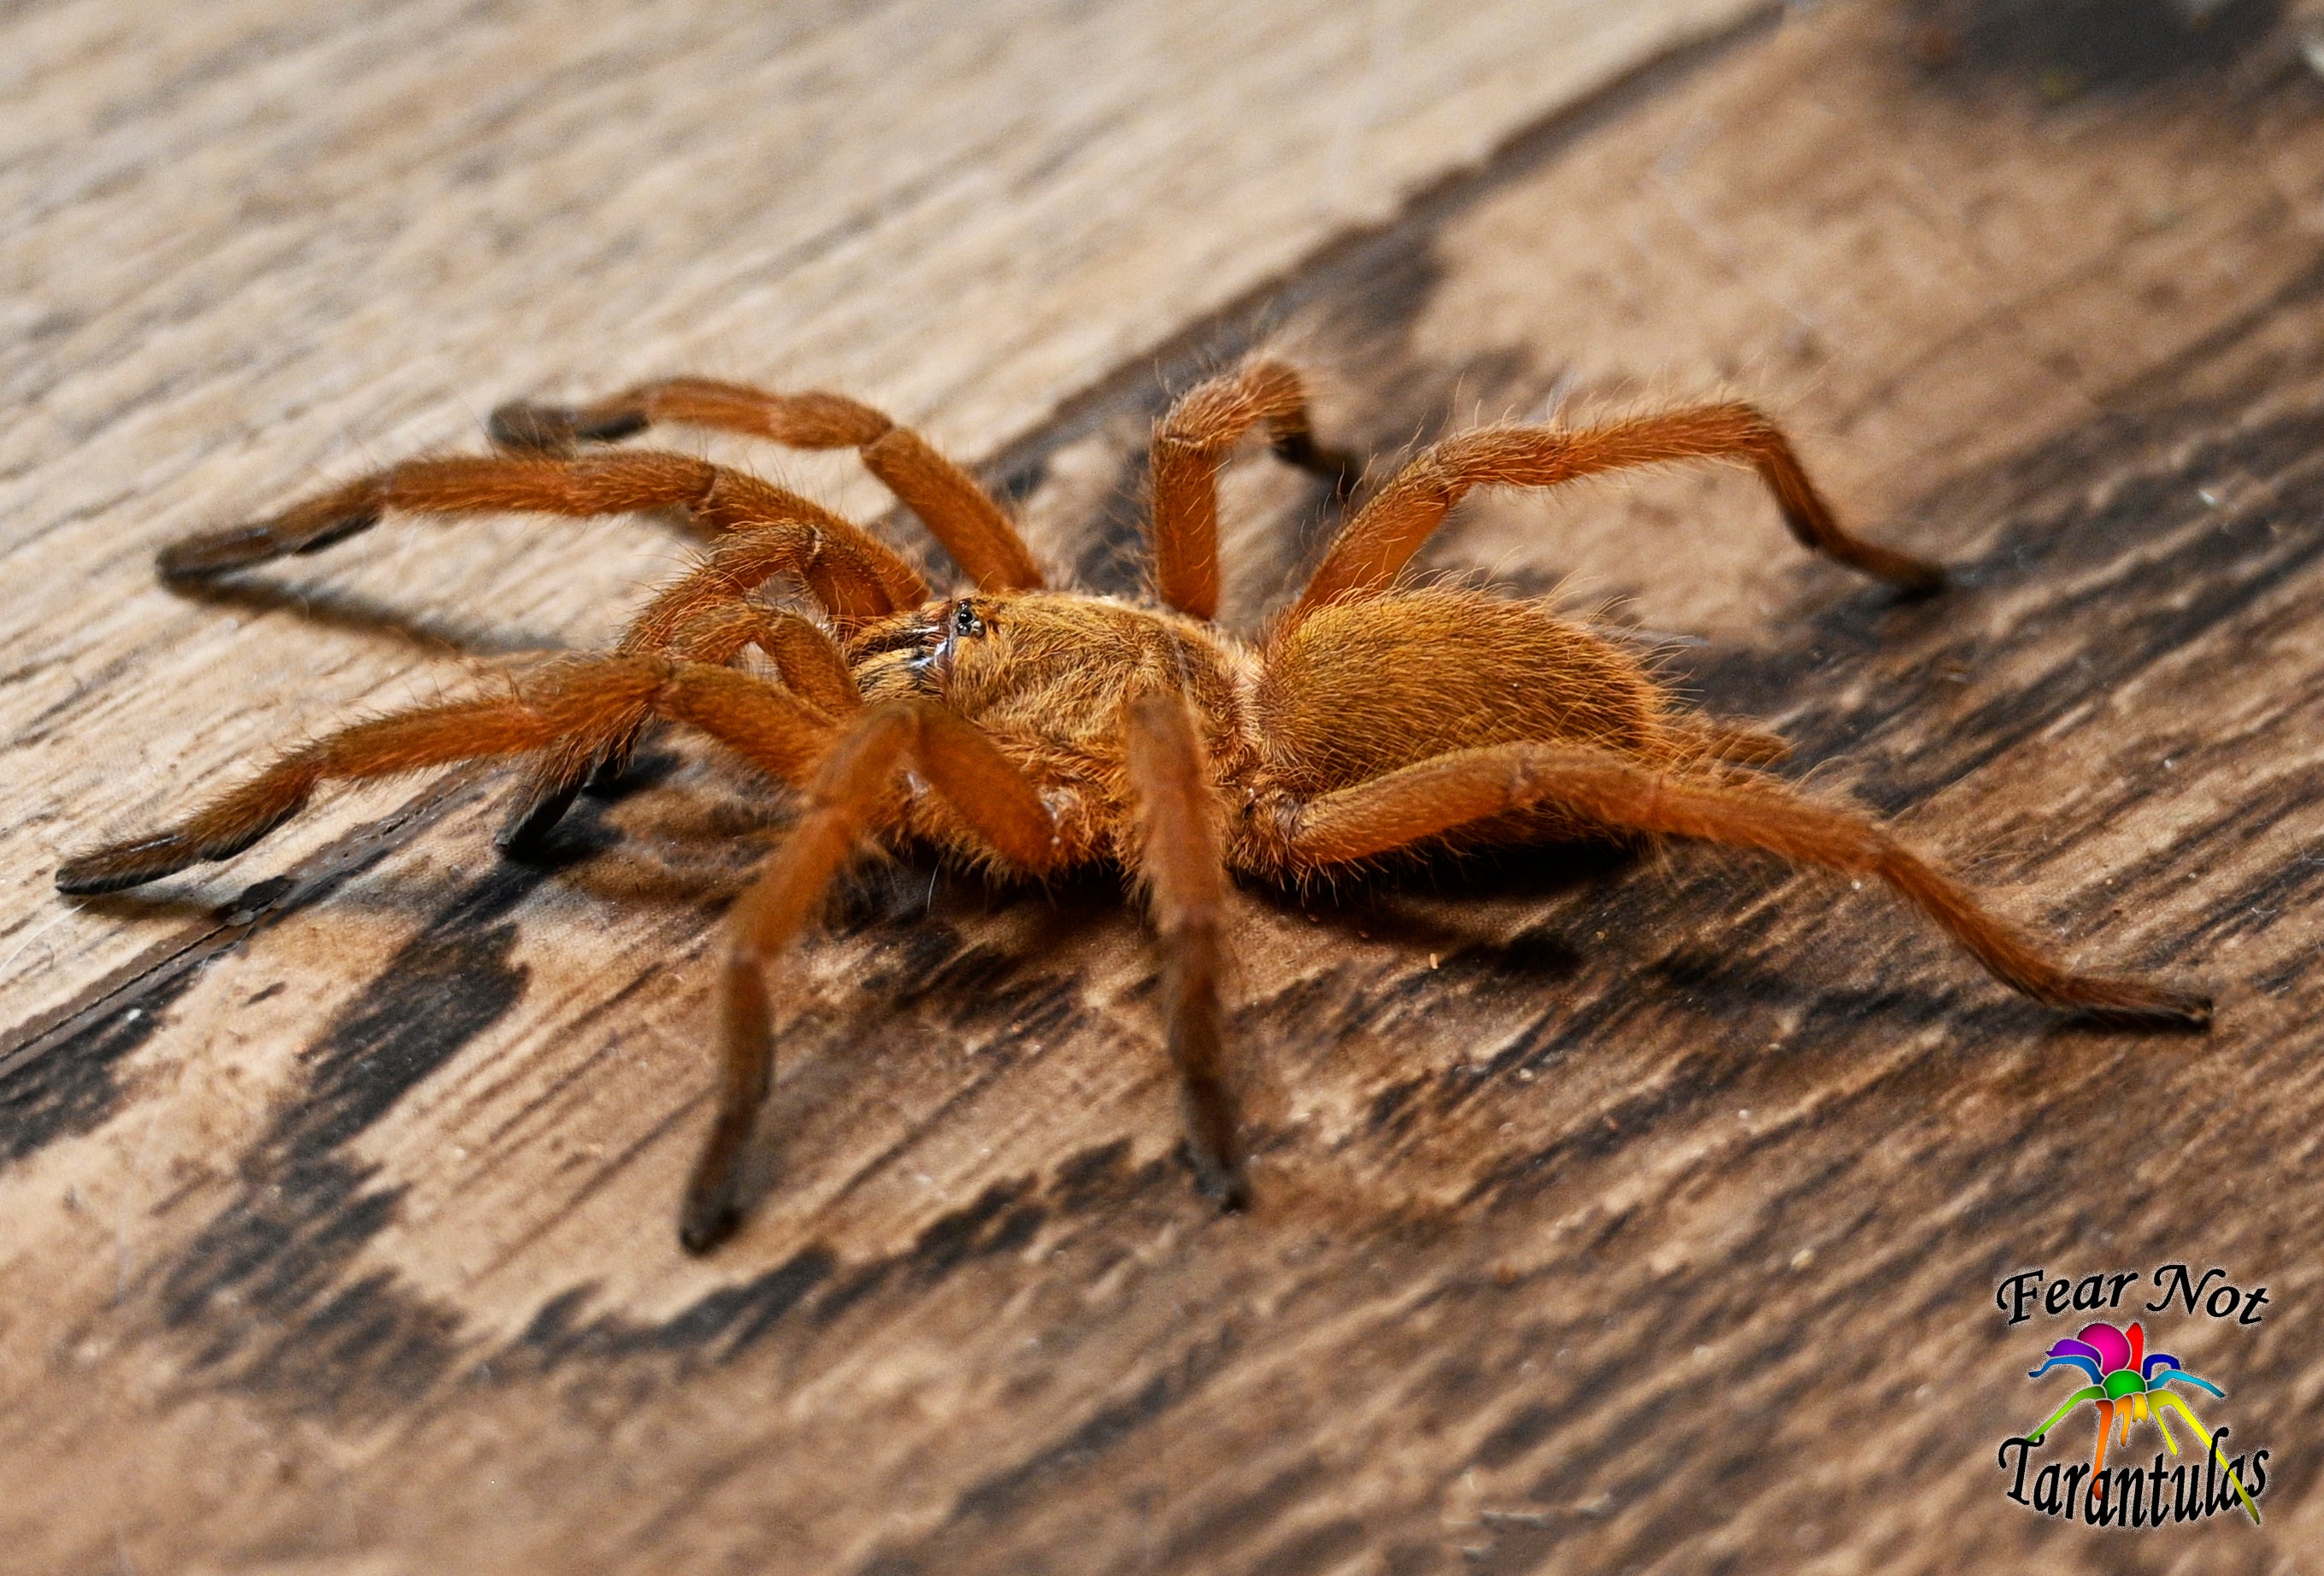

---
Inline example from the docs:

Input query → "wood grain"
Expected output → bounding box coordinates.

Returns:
[7,3,2324,1573]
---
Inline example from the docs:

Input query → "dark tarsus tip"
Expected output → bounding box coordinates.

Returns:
[193,802,306,866]
[488,402,576,451]
[1271,431,1365,498]
[679,1193,741,1256]
[158,525,277,580]
[2080,988,2214,1034]
[1182,1140,1252,1213]
[56,833,197,895]
[59,797,306,896]
[290,511,381,556]
[489,401,649,452]
[680,1101,760,1256]
[156,511,381,580]
[574,409,651,444]
[1773,497,1947,597]
[495,776,585,858]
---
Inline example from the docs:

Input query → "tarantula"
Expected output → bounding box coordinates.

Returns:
[57,361,2210,1251]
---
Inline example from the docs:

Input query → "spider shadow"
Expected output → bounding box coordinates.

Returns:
[164,570,568,659]
[1248,839,1642,964]
[60,879,297,929]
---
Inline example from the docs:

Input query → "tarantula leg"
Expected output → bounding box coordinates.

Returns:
[497,776,591,856]
[485,402,647,451]
[1288,403,1945,623]
[1122,689,1248,1208]
[57,672,645,894]
[497,724,655,856]
[491,376,1044,592]
[683,700,1059,1253]
[155,452,926,616]
[165,452,908,850]
[1272,741,2210,1028]
[159,452,722,580]
[620,525,910,657]
[156,476,385,579]
[635,601,859,718]
[502,565,868,854]
[56,659,837,895]
[1150,359,1360,620]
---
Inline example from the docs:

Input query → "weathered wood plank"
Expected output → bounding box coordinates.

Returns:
[7,3,2324,1573]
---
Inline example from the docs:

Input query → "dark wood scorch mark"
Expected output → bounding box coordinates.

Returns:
[148,866,538,1411]
[0,962,206,1167]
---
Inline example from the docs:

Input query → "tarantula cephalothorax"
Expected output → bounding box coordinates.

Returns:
[58,362,2210,1251]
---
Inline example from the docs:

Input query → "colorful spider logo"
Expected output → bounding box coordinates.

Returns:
[2023,1320,2260,1525]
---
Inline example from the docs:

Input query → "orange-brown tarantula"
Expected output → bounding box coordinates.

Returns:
[58,362,2210,1251]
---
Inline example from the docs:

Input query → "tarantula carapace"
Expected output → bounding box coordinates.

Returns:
[57,361,2209,1251]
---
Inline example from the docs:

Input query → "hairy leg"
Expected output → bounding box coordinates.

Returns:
[684,700,1060,1251]
[1267,742,2209,1026]
[497,528,874,852]
[1122,689,1247,1207]
[1288,403,1944,623]
[56,658,837,895]
[161,451,912,854]
[156,450,927,618]
[647,603,860,720]
[1148,360,1361,620]
[617,525,905,660]
[490,376,1044,592]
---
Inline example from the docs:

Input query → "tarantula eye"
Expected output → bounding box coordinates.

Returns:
[952,602,986,638]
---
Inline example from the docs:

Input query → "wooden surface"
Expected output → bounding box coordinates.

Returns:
[6,3,2324,1572]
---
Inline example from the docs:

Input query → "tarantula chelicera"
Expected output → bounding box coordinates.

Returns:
[58,362,2209,1250]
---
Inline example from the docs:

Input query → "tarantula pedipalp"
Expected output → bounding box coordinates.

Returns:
[58,361,2210,1252]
